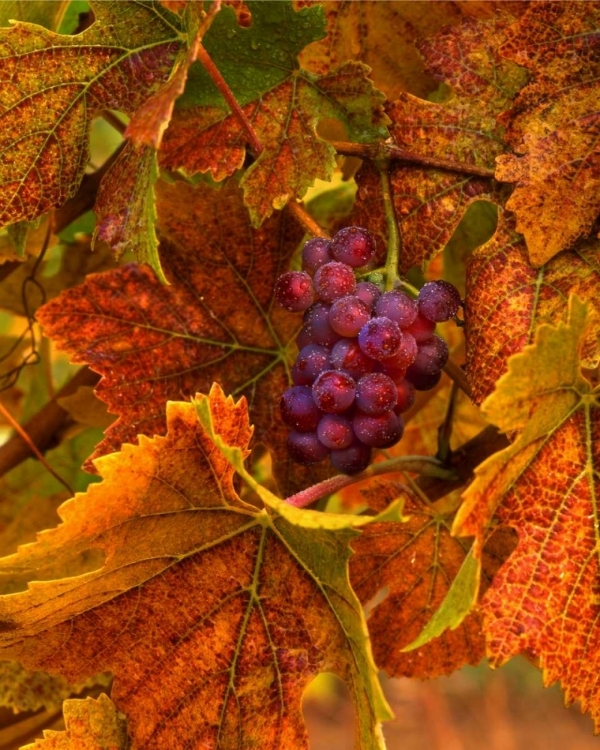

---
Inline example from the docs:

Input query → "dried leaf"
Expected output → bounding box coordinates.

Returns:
[455,296,600,727]
[495,1,600,264]
[0,388,390,749]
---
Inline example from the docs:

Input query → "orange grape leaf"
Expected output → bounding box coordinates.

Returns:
[455,296,600,727]
[37,177,329,495]
[20,693,128,750]
[349,483,511,679]
[160,2,388,227]
[0,388,391,749]
[466,208,600,404]
[349,13,527,271]
[495,1,600,265]
[0,1,182,228]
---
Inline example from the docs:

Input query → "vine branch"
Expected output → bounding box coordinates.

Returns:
[286,200,330,239]
[376,159,402,291]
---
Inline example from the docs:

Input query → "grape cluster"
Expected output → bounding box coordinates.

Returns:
[275,226,461,475]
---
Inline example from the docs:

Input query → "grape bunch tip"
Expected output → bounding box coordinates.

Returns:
[274,226,461,475]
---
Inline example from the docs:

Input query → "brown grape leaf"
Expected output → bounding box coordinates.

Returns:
[495,1,600,265]
[466,208,600,404]
[349,483,512,679]
[297,1,529,101]
[37,177,330,496]
[0,388,391,749]
[349,13,527,271]
[455,296,600,727]
[0,1,182,228]
[20,693,128,750]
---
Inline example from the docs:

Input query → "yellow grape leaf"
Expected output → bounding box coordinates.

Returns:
[0,387,391,749]
[455,296,600,727]
[20,693,128,750]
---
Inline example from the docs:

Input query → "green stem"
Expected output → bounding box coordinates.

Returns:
[285,455,455,509]
[377,160,402,291]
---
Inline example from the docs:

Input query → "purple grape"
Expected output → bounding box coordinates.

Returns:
[329,226,376,268]
[303,302,341,347]
[313,261,356,303]
[379,331,417,371]
[312,370,356,413]
[353,410,404,448]
[358,316,402,361]
[317,413,354,450]
[296,327,312,350]
[330,339,374,379]
[287,431,330,464]
[329,295,371,337]
[330,441,372,474]
[374,290,418,329]
[274,271,315,312]
[413,335,449,373]
[280,386,321,432]
[355,281,381,310]
[418,280,461,322]
[355,373,397,415]
[394,378,416,413]
[302,237,332,275]
[291,344,331,385]
[405,367,442,391]
[403,311,436,343]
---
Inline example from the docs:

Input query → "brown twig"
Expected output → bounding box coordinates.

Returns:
[286,201,330,238]
[0,366,100,479]
[331,140,496,179]
[101,109,127,135]
[197,43,263,157]
[443,359,473,400]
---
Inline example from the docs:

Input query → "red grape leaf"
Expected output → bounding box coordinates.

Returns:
[37,177,330,495]
[0,388,391,749]
[0,1,182,228]
[349,13,527,271]
[455,296,600,728]
[19,694,128,750]
[466,208,600,404]
[495,1,600,265]
[350,482,512,679]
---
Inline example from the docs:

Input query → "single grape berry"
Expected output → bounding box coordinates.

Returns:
[380,331,417,371]
[355,373,397,415]
[317,413,354,450]
[418,280,462,322]
[313,261,356,303]
[330,339,374,379]
[329,295,371,337]
[280,386,321,432]
[353,410,404,448]
[312,370,356,413]
[303,302,341,347]
[329,226,376,268]
[374,290,418,329]
[355,281,381,310]
[394,378,416,413]
[358,316,402,361]
[302,237,332,275]
[330,441,372,474]
[413,335,449,373]
[291,344,331,385]
[274,271,315,312]
[287,431,330,464]
[405,367,442,391]
[403,311,436,343]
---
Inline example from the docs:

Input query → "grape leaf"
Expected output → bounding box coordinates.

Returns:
[160,1,388,226]
[0,1,70,31]
[37,177,329,496]
[349,483,510,679]
[455,296,600,727]
[20,693,128,750]
[495,1,600,265]
[349,13,527,271]
[0,388,391,749]
[0,1,182,228]
[465,208,600,404]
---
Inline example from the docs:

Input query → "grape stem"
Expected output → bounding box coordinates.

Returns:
[286,200,330,239]
[376,159,402,291]
[442,359,473,399]
[332,141,495,179]
[285,455,454,509]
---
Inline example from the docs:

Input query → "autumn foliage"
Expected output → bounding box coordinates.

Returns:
[0,1,598,748]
